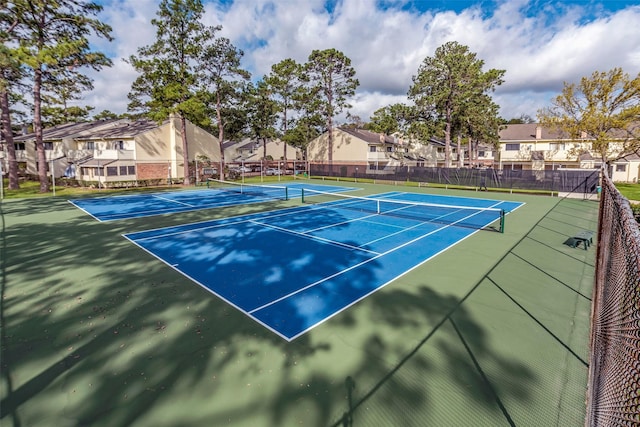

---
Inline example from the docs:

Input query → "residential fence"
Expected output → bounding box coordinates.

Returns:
[309,162,601,195]
[585,167,640,426]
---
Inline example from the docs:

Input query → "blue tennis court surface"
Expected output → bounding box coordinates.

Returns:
[68,182,356,221]
[124,191,523,341]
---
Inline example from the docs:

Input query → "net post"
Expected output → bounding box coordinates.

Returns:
[285,186,289,201]
[301,188,305,203]
[499,209,505,233]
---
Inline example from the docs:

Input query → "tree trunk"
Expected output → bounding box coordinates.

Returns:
[457,133,463,168]
[282,108,287,163]
[327,89,334,174]
[444,107,451,168]
[327,116,333,174]
[444,119,451,168]
[216,94,225,181]
[180,115,190,185]
[263,136,267,160]
[34,66,49,193]
[1,89,19,190]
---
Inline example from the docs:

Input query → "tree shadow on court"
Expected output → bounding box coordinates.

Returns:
[2,196,542,427]
[1,197,377,426]
[324,284,537,426]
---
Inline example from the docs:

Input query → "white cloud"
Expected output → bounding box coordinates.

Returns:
[75,0,640,123]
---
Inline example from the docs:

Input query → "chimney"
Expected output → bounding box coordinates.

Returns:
[535,126,542,139]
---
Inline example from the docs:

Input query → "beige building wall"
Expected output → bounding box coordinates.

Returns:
[308,129,366,162]
[131,117,219,180]
[610,159,640,183]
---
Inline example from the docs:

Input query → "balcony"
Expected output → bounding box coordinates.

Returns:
[94,149,134,160]
[367,152,390,161]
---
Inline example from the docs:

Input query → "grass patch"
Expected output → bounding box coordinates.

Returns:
[0,178,184,199]
[615,183,640,201]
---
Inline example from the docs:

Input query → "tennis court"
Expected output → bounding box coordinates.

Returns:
[124,191,523,340]
[3,180,601,426]
[68,181,356,221]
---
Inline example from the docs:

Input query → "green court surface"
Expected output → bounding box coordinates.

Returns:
[0,181,598,426]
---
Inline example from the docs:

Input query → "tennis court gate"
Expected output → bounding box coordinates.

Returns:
[585,168,640,426]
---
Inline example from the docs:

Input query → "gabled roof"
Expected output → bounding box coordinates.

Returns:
[13,119,162,142]
[76,120,160,139]
[579,152,595,161]
[499,124,566,141]
[339,127,398,144]
[616,153,640,162]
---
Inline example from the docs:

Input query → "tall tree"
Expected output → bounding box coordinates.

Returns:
[368,103,414,136]
[538,68,640,163]
[408,41,504,167]
[41,71,94,126]
[265,58,305,162]
[467,98,502,166]
[13,0,112,192]
[245,80,278,161]
[128,0,216,186]
[0,1,23,190]
[93,109,123,121]
[199,37,250,180]
[305,48,359,170]
[287,83,324,164]
[453,93,502,166]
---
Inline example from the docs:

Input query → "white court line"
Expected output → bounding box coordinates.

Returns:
[248,219,381,255]
[248,204,492,315]
[151,194,196,207]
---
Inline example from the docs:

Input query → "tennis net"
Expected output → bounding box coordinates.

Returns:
[301,188,505,232]
[207,179,289,201]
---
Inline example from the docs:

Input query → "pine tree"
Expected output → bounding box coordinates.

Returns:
[127,0,218,186]
[408,42,504,168]
[13,0,112,192]
[305,49,359,172]
[198,37,251,180]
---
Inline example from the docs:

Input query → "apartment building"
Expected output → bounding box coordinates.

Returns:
[497,123,639,182]
[307,127,456,174]
[223,138,300,164]
[2,116,220,185]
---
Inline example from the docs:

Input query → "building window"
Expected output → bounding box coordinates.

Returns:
[86,141,95,150]
[114,140,124,149]
[386,146,392,152]
[478,150,485,157]
[119,166,128,175]
[106,166,118,176]
[549,143,565,151]
[128,166,135,175]
[616,164,627,172]
[369,146,376,152]
[43,142,53,150]
[505,143,520,151]
[14,142,25,150]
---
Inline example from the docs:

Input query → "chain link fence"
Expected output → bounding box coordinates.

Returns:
[309,163,600,196]
[586,167,640,426]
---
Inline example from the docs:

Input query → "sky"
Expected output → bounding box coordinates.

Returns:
[83,0,640,124]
